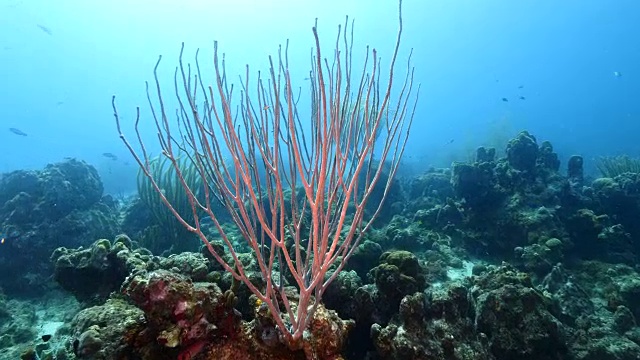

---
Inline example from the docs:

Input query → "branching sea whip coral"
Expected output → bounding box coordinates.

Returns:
[112,0,417,352]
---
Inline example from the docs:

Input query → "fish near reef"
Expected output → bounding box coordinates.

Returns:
[37,24,53,35]
[9,127,27,136]
[1,229,20,245]
[102,152,118,160]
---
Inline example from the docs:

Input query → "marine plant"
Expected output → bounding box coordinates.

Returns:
[596,155,640,178]
[137,155,203,253]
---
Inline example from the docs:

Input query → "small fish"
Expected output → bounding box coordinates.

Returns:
[200,215,214,225]
[37,24,52,35]
[56,101,64,106]
[501,98,508,102]
[614,71,622,77]
[0,230,19,244]
[102,152,118,160]
[519,96,526,100]
[9,128,27,136]
[518,85,524,89]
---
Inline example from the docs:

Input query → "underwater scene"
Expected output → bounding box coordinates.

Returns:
[1,0,640,359]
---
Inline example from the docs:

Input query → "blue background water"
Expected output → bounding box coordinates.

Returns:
[1,0,638,195]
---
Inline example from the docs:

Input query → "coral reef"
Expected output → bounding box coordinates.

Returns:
[51,235,150,303]
[0,159,119,296]
[4,131,640,359]
[70,298,145,359]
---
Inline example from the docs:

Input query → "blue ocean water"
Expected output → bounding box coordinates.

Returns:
[1,0,637,195]
[2,2,640,359]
